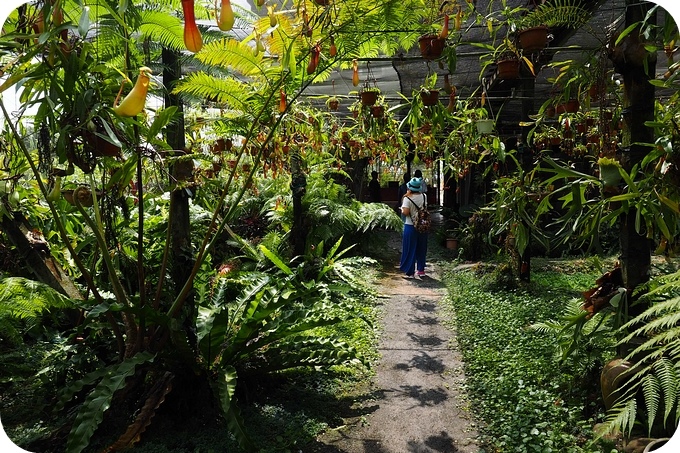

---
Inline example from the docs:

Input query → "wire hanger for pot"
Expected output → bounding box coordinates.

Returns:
[362,61,379,92]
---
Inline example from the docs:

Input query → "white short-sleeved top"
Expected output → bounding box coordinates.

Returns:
[401,193,426,226]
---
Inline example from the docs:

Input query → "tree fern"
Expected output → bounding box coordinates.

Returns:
[642,373,662,430]
[600,269,680,437]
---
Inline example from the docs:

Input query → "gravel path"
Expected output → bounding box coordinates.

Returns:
[311,251,479,452]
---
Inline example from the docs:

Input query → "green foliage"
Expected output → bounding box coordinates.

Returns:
[442,261,615,452]
[196,238,376,445]
[540,156,680,254]
[65,351,156,453]
[0,277,73,344]
[600,269,680,438]
[531,297,618,364]
[485,157,553,257]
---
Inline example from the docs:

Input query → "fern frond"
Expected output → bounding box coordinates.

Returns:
[642,373,661,432]
[249,337,362,374]
[356,202,403,232]
[655,358,678,426]
[139,10,184,51]
[602,398,638,437]
[173,71,255,111]
[66,352,155,453]
[0,277,73,320]
[215,366,255,451]
[195,38,278,79]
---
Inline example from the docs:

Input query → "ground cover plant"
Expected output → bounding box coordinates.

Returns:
[442,258,621,453]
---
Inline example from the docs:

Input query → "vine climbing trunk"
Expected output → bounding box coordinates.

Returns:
[609,0,656,315]
[519,71,537,283]
[290,151,307,257]
[162,47,196,345]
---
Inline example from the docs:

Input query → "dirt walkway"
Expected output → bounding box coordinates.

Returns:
[311,251,479,452]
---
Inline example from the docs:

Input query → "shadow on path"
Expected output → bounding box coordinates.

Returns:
[308,254,479,453]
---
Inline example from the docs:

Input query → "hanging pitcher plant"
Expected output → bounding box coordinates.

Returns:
[181,0,202,52]
[217,0,235,31]
[113,67,153,117]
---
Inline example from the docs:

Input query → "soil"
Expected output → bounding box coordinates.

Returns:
[308,233,479,453]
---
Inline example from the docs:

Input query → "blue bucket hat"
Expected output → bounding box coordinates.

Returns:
[407,177,422,192]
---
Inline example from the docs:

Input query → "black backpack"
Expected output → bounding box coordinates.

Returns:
[406,195,431,233]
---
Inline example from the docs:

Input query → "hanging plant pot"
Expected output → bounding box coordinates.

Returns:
[496,59,520,80]
[420,90,440,106]
[418,34,446,60]
[360,90,379,106]
[588,83,605,100]
[370,105,385,118]
[445,238,459,250]
[62,187,98,207]
[588,134,601,144]
[517,26,549,53]
[327,98,340,111]
[549,136,562,146]
[556,99,580,114]
[82,123,122,158]
[211,138,226,153]
[475,119,494,134]
[314,0,330,5]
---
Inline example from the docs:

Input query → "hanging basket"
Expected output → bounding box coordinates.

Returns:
[518,26,549,53]
[370,105,385,118]
[82,128,122,158]
[445,238,459,250]
[496,59,520,80]
[418,34,446,60]
[360,90,379,106]
[556,99,580,114]
[327,98,340,111]
[420,90,440,106]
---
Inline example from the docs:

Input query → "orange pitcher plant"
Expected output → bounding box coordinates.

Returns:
[182,0,202,53]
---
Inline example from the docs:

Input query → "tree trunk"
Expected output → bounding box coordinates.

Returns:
[609,1,656,301]
[1,213,83,302]
[162,47,195,343]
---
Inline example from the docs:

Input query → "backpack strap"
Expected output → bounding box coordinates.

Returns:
[405,195,424,211]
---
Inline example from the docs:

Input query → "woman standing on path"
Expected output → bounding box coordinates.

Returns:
[399,177,428,279]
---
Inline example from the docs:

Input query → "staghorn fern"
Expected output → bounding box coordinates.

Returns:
[530,296,617,363]
[600,269,680,437]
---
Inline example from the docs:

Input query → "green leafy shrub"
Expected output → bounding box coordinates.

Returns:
[442,261,617,452]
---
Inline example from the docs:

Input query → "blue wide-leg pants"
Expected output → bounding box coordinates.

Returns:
[399,224,428,275]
